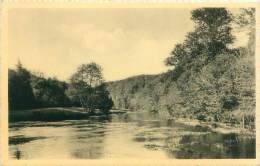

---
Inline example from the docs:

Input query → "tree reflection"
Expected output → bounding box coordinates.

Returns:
[70,116,109,159]
[14,148,22,159]
[165,133,255,159]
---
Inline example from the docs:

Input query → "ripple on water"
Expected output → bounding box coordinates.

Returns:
[8,112,256,159]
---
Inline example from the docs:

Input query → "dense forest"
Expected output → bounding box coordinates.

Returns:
[9,62,71,110]
[108,8,256,127]
[9,8,255,127]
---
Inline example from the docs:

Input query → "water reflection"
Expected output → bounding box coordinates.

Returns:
[166,133,256,159]
[14,148,22,159]
[69,118,109,159]
[9,135,48,145]
[9,111,255,159]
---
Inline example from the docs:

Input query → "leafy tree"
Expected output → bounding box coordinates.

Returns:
[71,62,103,87]
[68,62,113,112]
[164,8,255,125]
[90,84,114,112]
[8,62,36,110]
[165,44,187,67]
[67,79,91,107]
[31,75,70,107]
[165,8,235,69]
[9,62,71,110]
[191,8,234,57]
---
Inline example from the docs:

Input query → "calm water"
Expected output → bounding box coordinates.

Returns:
[9,111,255,159]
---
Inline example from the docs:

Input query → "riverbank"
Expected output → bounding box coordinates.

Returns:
[9,108,255,136]
[9,107,126,122]
[175,118,255,136]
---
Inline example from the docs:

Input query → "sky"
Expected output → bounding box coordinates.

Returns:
[7,8,247,81]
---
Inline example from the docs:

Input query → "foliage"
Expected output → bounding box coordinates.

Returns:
[31,75,70,107]
[91,84,114,112]
[108,8,255,128]
[8,62,36,110]
[68,63,113,112]
[70,63,103,87]
[9,63,70,110]
[9,62,113,113]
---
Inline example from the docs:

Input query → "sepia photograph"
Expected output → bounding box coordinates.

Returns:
[0,2,259,164]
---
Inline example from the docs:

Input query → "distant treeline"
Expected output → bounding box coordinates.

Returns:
[108,8,256,127]
[9,65,70,110]
[9,62,113,112]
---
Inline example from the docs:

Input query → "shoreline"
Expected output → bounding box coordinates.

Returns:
[9,107,125,122]
[9,107,255,136]
[174,118,255,136]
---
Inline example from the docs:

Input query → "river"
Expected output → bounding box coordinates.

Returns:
[9,111,255,159]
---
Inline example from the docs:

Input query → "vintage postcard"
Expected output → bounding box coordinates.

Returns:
[0,1,259,166]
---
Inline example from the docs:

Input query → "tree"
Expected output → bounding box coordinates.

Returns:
[31,75,70,107]
[231,8,256,128]
[191,8,234,57]
[68,62,113,113]
[163,8,244,122]
[90,84,114,112]
[235,8,255,30]
[165,8,235,69]
[70,62,103,87]
[8,62,36,110]
[165,44,188,67]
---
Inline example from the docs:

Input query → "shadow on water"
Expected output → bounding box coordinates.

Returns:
[69,115,110,159]
[72,145,104,159]
[9,135,48,145]
[70,138,105,159]
[10,136,48,159]
[165,133,255,159]
[14,148,22,159]
[130,113,255,159]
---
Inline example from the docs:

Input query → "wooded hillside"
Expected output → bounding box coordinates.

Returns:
[108,8,255,126]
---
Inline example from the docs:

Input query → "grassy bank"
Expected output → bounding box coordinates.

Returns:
[9,107,113,122]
